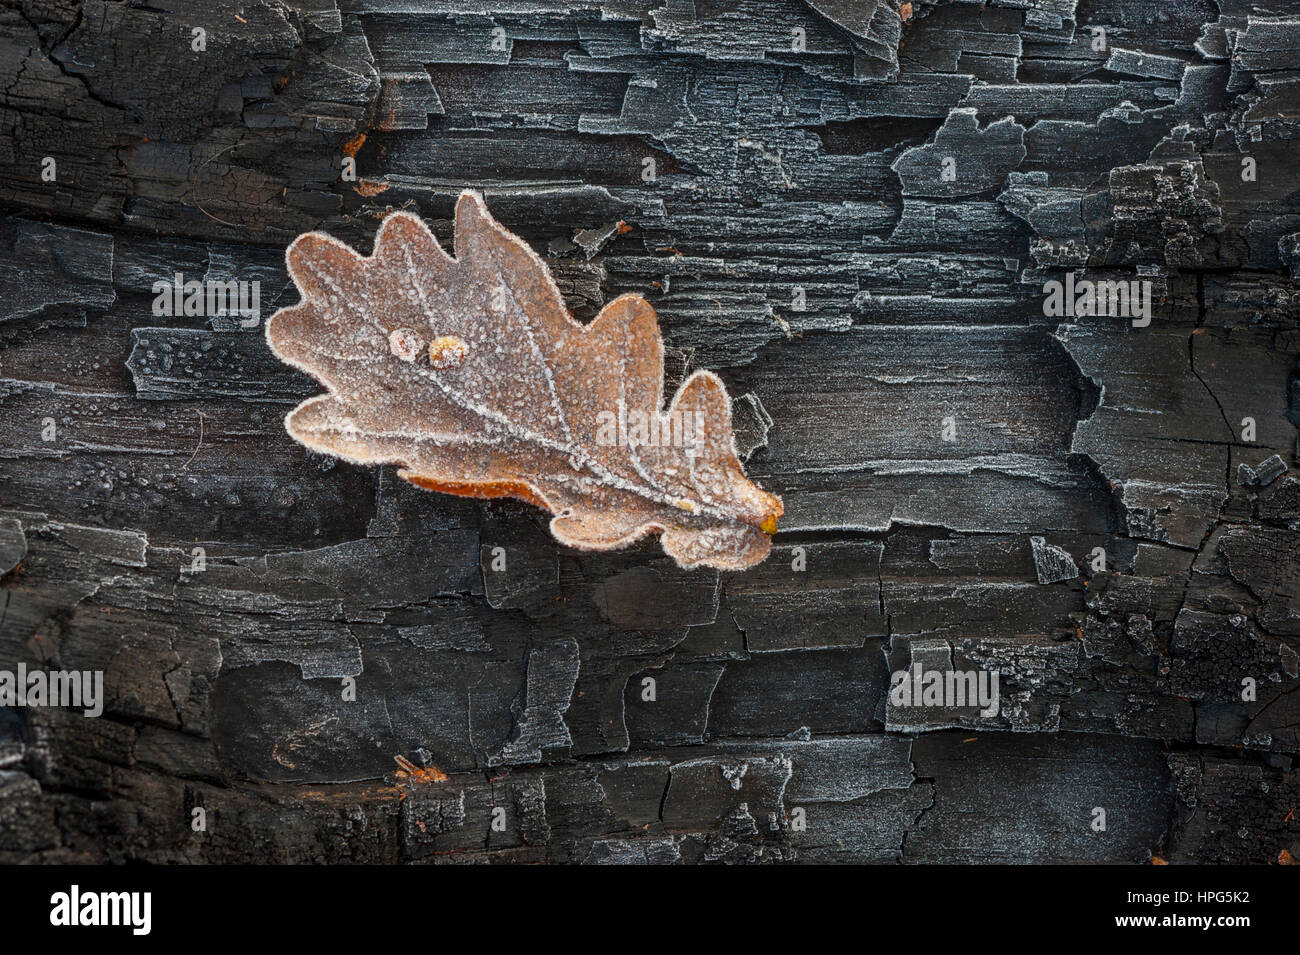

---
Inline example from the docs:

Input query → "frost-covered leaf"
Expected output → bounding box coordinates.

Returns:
[266,191,783,570]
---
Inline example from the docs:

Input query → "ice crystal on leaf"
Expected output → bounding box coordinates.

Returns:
[266,191,783,570]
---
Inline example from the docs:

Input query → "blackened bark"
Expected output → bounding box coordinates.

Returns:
[1,0,1298,864]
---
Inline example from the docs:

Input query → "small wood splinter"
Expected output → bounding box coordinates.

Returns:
[266,190,783,571]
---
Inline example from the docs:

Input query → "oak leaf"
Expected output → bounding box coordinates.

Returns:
[266,191,783,570]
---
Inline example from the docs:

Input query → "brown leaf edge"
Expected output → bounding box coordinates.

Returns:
[266,191,784,571]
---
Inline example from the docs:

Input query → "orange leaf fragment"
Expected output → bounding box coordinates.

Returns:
[354,180,389,198]
[393,754,449,784]
[266,190,783,570]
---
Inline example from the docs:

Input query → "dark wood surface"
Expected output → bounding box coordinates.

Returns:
[1,0,1298,863]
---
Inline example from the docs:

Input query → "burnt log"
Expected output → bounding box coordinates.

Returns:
[1,0,1298,864]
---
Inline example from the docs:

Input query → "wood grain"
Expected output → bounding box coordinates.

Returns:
[1,0,1297,864]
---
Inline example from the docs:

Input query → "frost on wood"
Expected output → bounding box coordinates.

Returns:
[6,0,1300,866]
[265,191,783,571]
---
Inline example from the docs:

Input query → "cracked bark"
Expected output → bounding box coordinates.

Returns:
[1,0,1298,863]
